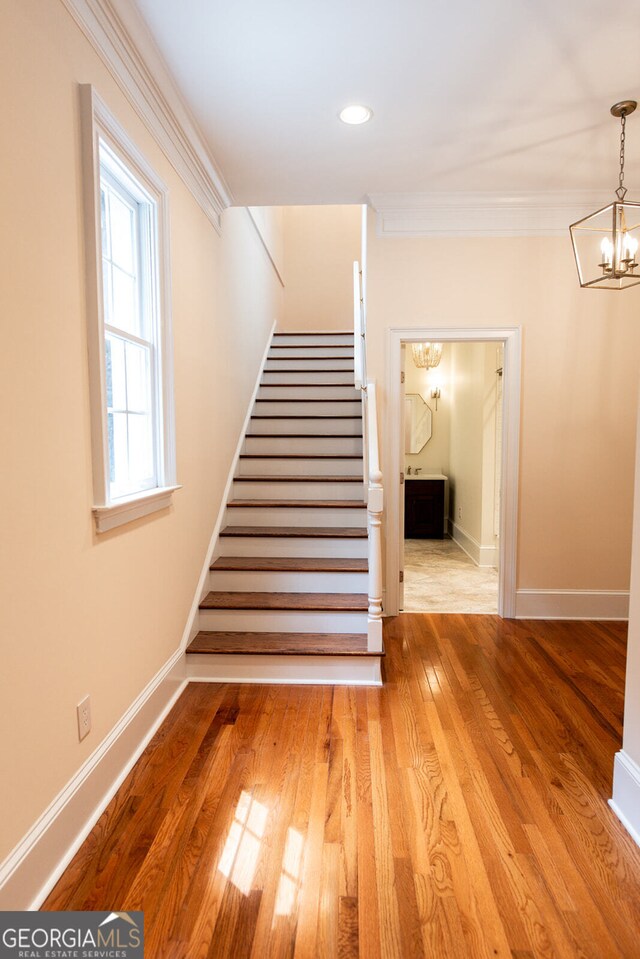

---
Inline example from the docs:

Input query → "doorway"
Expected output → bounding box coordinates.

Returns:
[402,340,502,613]
[385,328,520,618]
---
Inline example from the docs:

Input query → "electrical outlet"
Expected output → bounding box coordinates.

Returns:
[77,696,91,741]
[458,506,462,519]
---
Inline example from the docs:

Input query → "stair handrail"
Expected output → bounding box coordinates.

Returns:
[353,260,383,653]
[353,261,366,390]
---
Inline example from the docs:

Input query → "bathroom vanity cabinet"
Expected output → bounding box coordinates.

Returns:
[404,475,446,538]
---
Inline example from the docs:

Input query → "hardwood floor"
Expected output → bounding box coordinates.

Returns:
[43,615,640,958]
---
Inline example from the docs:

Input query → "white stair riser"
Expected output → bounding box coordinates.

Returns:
[261,371,354,385]
[244,435,362,455]
[224,506,366,527]
[208,570,368,593]
[265,358,354,371]
[258,386,359,400]
[186,654,382,686]
[218,536,368,557]
[269,346,354,359]
[272,334,353,347]
[232,481,365,499]
[253,401,362,416]
[238,457,362,476]
[199,609,368,633]
[249,418,362,436]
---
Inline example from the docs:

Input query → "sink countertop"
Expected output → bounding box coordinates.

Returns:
[405,473,448,481]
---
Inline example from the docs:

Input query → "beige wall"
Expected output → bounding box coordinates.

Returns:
[0,0,282,864]
[248,206,285,280]
[623,397,640,766]
[281,205,361,330]
[367,217,640,591]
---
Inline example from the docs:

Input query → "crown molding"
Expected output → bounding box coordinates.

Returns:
[368,190,613,238]
[61,0,233,232]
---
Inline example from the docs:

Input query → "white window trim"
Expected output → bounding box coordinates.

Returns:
[80,84,179,531]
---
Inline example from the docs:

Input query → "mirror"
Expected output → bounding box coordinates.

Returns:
[405,393,433,453]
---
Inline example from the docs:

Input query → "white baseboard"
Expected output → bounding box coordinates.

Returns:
[187,653,381,685]
[0,650,186,910]
[179,320,277,652]
[515,589,629,620]
[610,750,640,848]
[448,520,497,568]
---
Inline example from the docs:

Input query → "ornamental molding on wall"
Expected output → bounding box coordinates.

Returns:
[61,0,232,232]
[368,190,613,238]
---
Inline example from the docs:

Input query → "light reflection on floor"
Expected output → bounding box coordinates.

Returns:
[274,827,304,918]
[218,790,269,895]
[218,790,305,917]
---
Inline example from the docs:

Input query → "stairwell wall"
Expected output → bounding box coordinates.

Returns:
[0,0,283,875]
[281,205,361,330]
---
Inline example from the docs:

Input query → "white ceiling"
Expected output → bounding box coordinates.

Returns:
[128,0,640,207]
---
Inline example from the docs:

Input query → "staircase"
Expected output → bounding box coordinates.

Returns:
[185,330,383,685]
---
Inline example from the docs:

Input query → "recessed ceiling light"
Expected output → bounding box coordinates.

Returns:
[339,104,373,125]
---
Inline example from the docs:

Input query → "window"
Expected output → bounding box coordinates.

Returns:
[81,86,177,531]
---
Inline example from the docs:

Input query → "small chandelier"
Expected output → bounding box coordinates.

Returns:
[570,100,640,290]
[412,342,443,368]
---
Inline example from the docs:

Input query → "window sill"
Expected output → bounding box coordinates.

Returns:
[93,485,181,533]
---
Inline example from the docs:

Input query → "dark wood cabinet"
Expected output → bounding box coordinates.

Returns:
[404,477,445,538]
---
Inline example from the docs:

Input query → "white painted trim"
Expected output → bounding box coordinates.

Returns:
[81,84,178,520]
[386,327,520,619]
[610,750,640,848]
[368,190,612,237]
[448,520,498,568]
[515,589,629,620]
[61,0,231,229]
[246,209,285,287]
[0,650,186,910]
[479,546,498,568]
[93,484,181,532]
[179,321,277,652]
[187,654,381,686]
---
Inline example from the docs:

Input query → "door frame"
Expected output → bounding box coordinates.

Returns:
[385,326,521,618]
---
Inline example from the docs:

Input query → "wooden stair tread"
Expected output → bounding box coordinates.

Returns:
[239,454,363,459]
[220,525,368,538]
[200,591,368,611]
[267,355,354,360]
[262,380,356,384]
[234,475,363,482]
[263,368,353,373]
[273,331,352,336]
[210,557,369,572]
[246,432,363,438]
[251,414,361,420]
[187,632,380,656]
[254,398,361,403]
[226,499,366,508]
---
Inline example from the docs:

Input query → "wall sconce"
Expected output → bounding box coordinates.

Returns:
[431,387,441,411]
[570,100,640,290]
